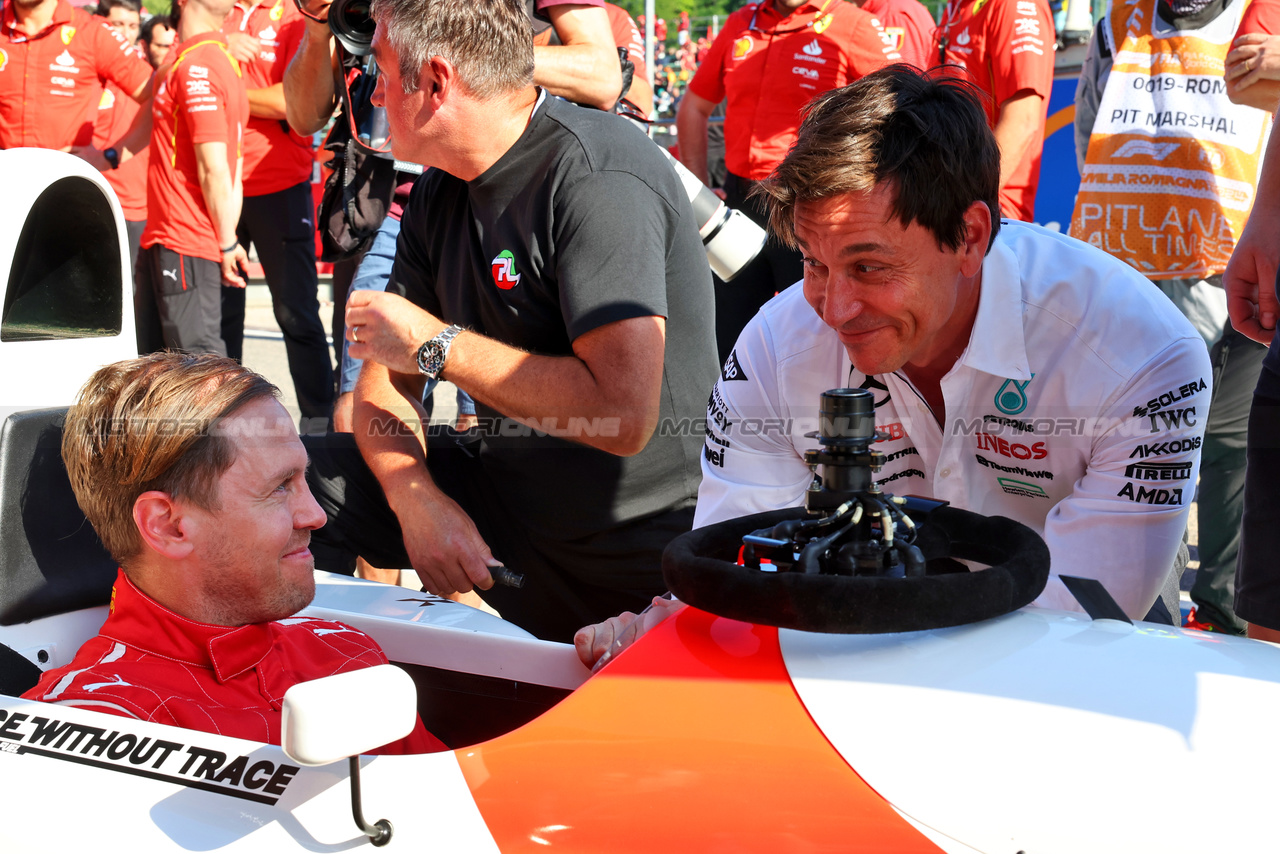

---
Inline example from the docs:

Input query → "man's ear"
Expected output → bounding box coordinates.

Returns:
[958,200,993,278]
[420,56,454,103]
[133,491,196,561]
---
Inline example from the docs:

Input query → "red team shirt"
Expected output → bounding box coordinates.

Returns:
[934,0,1055,220]
[688,0,896,181]
[1237,0,1280,36]
[92,63,148,221]
[861,0,936,68]
[224,0,312,196]
[0,0,150,150]
[140,31,248,263]
[24,570,443,753]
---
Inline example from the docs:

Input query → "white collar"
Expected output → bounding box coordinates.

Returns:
[958,232,1032,381]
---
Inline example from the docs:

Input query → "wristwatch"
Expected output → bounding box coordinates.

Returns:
[416,324,464,380]
[103,147,120,170]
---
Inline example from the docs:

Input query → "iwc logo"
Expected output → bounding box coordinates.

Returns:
[490,249,521,290]
[994,374,1034,415]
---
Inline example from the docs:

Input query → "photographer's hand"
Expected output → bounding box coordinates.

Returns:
[295,0,333,22]
[284,0,340,136]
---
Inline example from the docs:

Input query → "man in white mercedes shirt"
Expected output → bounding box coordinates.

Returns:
[576,65,1211,669]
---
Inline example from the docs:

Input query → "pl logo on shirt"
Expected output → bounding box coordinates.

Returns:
[491,250,521,290]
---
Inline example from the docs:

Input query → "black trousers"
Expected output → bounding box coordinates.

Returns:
[302,432,683,642]
[1190,322,1266,632]
[221,180,335,421]
[134,243,226,356]
[1235,334,1280,629]
[712,172,805,366]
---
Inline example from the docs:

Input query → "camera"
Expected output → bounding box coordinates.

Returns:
[657,148,766,283]
[328,0,375,56]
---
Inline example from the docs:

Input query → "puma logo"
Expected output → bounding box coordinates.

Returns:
[162,268,178,281]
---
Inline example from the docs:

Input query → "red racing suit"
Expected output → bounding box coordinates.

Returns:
[23,570,444,753]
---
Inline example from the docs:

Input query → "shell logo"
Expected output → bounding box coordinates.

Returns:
[60,25,75,44]
[732,35,753,59]
[0,49,7,72]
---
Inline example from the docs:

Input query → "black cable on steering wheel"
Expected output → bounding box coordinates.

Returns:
[662,505,1050,634]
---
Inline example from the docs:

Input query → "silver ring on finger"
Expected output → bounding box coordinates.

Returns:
[352,325,360,344]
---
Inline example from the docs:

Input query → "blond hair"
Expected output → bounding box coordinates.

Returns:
[61,353,278,564]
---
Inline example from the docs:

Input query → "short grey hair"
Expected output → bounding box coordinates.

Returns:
[371,0,535,98]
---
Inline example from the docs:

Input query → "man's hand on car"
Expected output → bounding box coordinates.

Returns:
[574,596,685,671]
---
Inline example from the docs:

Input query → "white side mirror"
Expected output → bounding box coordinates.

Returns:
[282,664,418,766]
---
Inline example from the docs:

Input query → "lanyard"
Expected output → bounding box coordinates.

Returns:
[747,0,838,36]
[935,0,967,66]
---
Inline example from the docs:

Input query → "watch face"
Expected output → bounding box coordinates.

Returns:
[418,342,445,377]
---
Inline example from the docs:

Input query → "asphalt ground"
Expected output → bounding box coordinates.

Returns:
[239,278,461,429]
[241,278,1202,620]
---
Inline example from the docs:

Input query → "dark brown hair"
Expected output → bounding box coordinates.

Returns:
[757,64,1002,253]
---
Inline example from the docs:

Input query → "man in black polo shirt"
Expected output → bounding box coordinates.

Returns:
[306,0,717,641]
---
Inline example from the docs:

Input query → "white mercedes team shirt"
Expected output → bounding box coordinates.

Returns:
[697,221,1212,618]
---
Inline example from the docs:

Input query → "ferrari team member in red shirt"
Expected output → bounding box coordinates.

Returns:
[135,0,249,356]
[24,353,444,753]
[140,12,175,66]
[1224,0,1280,109]
[933,0,1054,222]
[855,0,935,67]
[91,0,148,270]
[0,0,151,157]
[676,0,898,364]
[218,0,334,425]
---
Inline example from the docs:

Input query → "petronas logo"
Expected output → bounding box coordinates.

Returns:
[994,375,1034,415]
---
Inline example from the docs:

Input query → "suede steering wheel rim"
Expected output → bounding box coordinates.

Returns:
[661,505,1051,634]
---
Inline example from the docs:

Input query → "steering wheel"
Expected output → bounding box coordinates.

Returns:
[662,505,1050,634]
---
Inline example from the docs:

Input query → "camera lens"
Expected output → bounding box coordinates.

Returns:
[330,0,374,56]
[341,0,374,34]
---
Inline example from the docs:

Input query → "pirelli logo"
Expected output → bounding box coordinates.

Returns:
[0,710,299,805]
[1123,461,1192,481]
